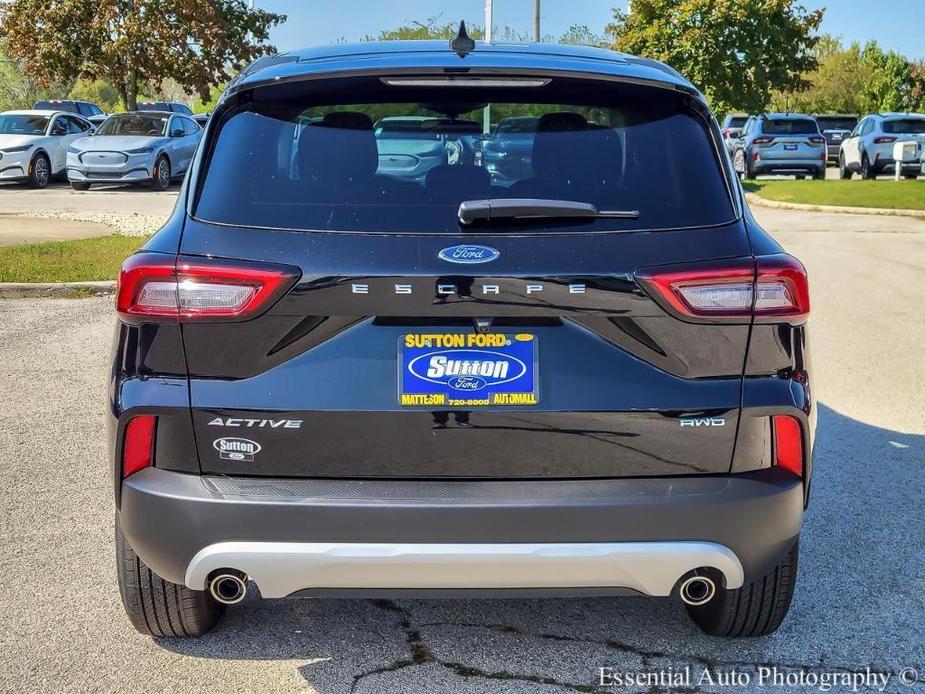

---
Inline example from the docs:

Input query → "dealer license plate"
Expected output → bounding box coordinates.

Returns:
[399,332,538,407]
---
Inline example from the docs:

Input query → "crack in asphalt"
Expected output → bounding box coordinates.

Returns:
[348,599,612,693]
[419,620,871,675]
[347,604,877,693]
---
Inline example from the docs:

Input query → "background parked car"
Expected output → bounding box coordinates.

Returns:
[720,114,748,153]
[0,109,94,187]
[480,116,538,185]
[33,99,106,124]
[838,112,925,179]
[813,114,859,163]
[731,113,826,180]
[192,112,210,127]
[373,116,450,182]
[66,111,201,190]
[138,101,194,116]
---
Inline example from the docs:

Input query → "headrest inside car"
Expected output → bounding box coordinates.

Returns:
[536,112,590,132]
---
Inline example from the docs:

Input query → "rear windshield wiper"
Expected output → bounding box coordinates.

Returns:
[457,198,639,226]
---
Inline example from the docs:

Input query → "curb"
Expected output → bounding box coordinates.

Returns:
[745,192,925,219]
[0,280,115,298]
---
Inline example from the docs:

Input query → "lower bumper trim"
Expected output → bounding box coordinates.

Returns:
[185,540,744,598]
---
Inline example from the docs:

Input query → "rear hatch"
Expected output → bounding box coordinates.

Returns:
[179,72,750,479]
[758,118,825,160]
[882,119,925,158]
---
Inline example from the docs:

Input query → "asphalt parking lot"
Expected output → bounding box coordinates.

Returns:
[1,211,923,693]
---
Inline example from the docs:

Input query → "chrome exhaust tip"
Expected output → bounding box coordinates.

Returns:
[208,570,247,605]
[679,575,716,606]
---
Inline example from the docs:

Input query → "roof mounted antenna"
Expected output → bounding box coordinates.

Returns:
[450,20,476,58]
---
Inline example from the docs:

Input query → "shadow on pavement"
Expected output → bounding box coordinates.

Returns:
[155,403,924,693]
[0,180,179,192]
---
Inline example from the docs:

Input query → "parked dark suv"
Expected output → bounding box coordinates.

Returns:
[813,114,858,163]
[111,38,813,639]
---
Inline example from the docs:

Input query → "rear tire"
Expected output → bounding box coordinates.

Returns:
[70,181,91,191]
[860,154,875,180]
[735,150,755,180]
[838,154,852,179]
[903,173,919,180]
[116,515,224,637]
[686,537,799,637]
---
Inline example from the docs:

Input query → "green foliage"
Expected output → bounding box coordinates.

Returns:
[68,78,123,112]
[0,41,60,110]
[606,0,823,115]
[367,16,484,41]
[558,24,607,48]
[366,15,605,47]
[0,0,285,111]
[771,38,925,115]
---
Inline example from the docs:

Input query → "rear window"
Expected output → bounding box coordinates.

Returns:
[883,119,925,135]
[196,88,734,234]
[762,118,819,135]
[726,116,747,128]
[33,100,75,113]
[815,116,857,131]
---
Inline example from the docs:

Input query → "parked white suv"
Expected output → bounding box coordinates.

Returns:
[838,113,925,180]
[0,110,94,187]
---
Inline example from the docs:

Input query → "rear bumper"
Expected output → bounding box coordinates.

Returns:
[119,467,803,596]
[186,540,744,598]
[872,158,922,173]
[753,157,824,173]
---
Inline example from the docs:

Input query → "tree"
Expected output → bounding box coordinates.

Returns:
[770,36,864,113]
[0,0,285,111]
[910,61,925,112]
[367,16,484,42]
[558,24,607,48]
[367,15,604,48]
[859,42,913,113]
[606,0,824,115]
[0,42,55,111]
[770,37,922,115]
[69,78,124,112]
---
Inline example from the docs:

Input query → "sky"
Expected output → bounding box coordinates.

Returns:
[257,1,924,61]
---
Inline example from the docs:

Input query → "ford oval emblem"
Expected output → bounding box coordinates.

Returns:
[438,244,500,264]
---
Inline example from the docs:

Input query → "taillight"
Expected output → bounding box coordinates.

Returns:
[808,136,825,145]
[772,415,803,478]
[752,136,775,145]
[873,136,896,144]
[637,255,809,324]
[123,415,156,478]
[117,253,299,322]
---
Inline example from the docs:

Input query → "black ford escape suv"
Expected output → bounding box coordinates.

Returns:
[110,37,813,639]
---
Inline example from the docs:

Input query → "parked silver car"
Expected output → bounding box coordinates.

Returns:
[0,110,94,187]
[838,112,925,180]
[730,114,826,180]
[67,111,201,190]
